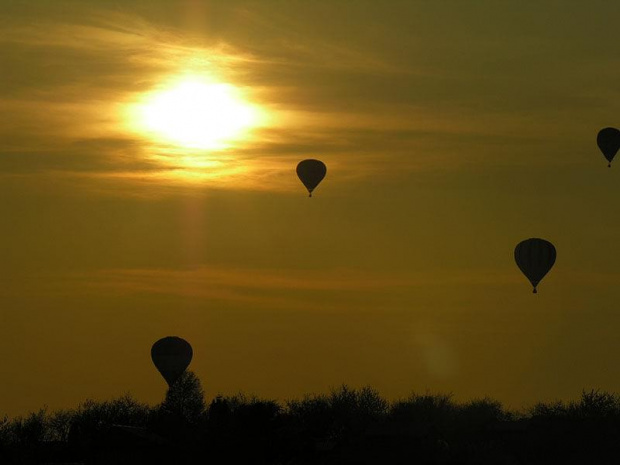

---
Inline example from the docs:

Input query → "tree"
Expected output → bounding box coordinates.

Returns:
[160,370,206,425]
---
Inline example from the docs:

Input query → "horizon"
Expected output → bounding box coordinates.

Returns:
[1,0,620,418]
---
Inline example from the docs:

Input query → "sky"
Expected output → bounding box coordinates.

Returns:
[1,0,619,417]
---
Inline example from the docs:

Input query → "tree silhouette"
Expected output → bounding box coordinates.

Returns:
[159,370,205,425]
[5,387,620,464]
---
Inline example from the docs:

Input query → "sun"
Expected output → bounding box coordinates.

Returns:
[134,78,261,149]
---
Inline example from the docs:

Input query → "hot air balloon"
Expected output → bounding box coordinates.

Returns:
[597,127,620,167]
[151,336,193,387]
[514,238,556,294]
[296,159,327,197]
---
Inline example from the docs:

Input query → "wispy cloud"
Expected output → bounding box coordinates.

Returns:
[0,263,529,305]
[1,1,618,196]
[49,266,526,306]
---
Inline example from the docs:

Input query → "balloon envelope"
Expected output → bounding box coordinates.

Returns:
[597,127,620,167]
[151,336,193,387]
[296,159,327,197]
[514,238,556,293]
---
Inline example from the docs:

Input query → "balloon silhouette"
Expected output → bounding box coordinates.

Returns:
[597,127,620,167]
[151,336,193,387]
[514,238,556,294]
[296,159,327,197]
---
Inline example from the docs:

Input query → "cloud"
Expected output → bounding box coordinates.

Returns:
[1,1,619,197]
[17,265,523,306]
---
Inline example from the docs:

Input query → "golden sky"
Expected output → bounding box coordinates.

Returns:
[1,0,620,416]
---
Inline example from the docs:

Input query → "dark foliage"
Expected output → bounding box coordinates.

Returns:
[2,383,620,464]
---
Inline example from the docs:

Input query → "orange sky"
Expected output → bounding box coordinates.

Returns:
[1,0,620,416]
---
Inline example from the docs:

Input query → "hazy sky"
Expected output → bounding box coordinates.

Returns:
[1,0,619,416]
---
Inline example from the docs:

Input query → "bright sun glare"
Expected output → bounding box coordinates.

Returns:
[136,78,261,149]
